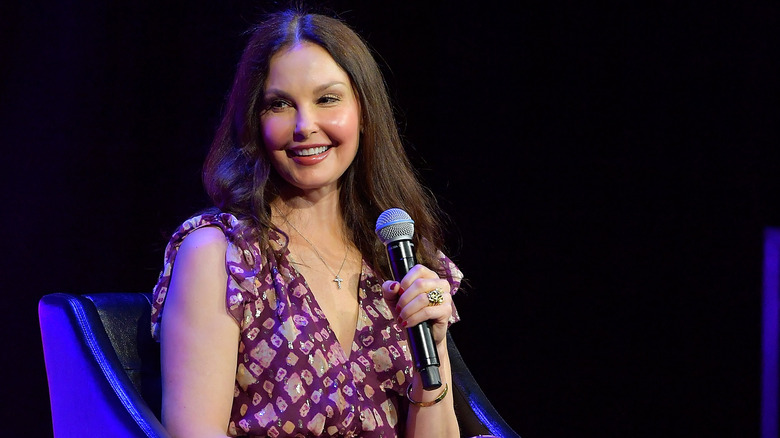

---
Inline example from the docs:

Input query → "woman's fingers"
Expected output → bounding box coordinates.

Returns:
[382,280,402,304]
[397,287,452,328]
[397,264,443,292]
[379,264,452,343]
[396,265,449,305]
[382,264,442,309]
[382,265,452,319]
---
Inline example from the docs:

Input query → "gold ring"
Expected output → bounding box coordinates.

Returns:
[427,288,444,306]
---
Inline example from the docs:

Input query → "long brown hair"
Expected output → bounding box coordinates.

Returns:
[203,8,446,279]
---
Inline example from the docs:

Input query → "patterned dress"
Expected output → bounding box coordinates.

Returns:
[151,213,462,437]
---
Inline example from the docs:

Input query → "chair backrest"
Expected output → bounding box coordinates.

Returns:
[39,293,170,437]
[39,292,519,438]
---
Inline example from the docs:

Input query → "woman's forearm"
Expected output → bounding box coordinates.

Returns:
[405,341,460,438]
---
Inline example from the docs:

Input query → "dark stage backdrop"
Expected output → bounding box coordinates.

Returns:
[2,1,778,437]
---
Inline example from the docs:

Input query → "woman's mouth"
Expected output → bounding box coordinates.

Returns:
[289,145,330,157]
[287,145,333,165]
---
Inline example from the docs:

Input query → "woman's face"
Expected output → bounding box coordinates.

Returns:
[260,42,361,195]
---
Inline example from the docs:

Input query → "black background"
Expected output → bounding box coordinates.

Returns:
[2,1,778,437]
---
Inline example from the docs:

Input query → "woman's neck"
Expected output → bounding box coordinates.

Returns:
[271,187,344,239]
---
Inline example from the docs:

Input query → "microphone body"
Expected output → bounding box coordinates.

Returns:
[376,209,442,390]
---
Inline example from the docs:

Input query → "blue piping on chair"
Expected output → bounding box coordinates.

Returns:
[468,393,516,438]
[762,229,780,438]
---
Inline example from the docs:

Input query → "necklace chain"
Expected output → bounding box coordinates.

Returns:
[279,211,348,289]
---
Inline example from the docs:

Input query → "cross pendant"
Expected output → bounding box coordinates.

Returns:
[333,276,343,289]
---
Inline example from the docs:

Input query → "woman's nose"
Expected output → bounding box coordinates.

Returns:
[294,107,318,140]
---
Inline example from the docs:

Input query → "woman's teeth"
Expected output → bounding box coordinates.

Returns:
[294,146,329,156]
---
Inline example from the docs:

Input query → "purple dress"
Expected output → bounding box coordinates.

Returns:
[151,213,462,437]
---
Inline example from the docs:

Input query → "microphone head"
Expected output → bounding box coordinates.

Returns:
[375,208,415,244]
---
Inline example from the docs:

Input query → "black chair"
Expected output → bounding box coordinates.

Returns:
[39,292,520,437]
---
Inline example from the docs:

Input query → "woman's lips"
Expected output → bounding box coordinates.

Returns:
[287,145,332,165]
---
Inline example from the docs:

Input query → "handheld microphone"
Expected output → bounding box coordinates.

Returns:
[375,208,441,390]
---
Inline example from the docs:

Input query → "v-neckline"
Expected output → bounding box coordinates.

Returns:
[284,246,366,361]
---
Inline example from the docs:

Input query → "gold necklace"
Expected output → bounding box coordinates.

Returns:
[280,214,348,289]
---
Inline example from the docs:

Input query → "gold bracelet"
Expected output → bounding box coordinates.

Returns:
[406,382,449,407]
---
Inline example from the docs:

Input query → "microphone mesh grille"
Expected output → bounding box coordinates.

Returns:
[375,208,415,244]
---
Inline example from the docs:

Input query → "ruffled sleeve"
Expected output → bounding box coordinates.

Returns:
[150,212,259,341]
[435,250,463,325]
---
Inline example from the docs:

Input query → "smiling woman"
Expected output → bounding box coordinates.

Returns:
[150,6,466,438]
[260,42,361,193]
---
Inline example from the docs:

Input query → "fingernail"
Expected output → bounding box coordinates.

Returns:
[395,304,401,313]
[402,320,408,327]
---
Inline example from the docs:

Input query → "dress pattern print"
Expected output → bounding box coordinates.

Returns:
[151,213,462,437]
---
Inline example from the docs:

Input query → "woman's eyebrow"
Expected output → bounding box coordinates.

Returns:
[313,81,348,93]
[265,81,348,97]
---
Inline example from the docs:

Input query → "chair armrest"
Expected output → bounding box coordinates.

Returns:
[448,332,521,438]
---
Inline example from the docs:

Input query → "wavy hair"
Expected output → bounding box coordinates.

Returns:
[203,8,446,279]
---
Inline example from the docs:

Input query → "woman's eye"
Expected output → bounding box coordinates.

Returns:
[266,99,290,111]
[319,94,341,104]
